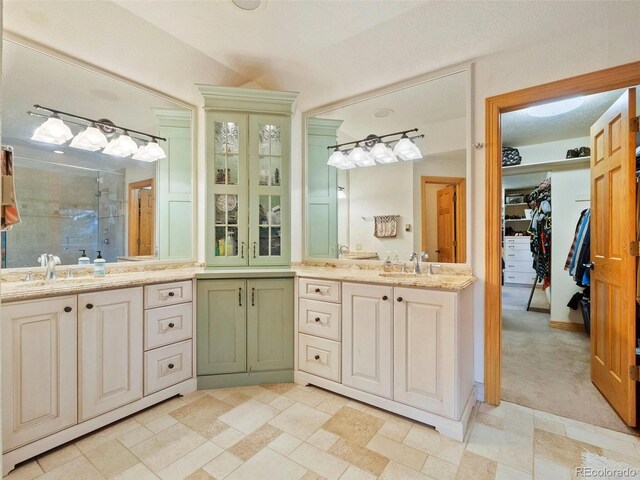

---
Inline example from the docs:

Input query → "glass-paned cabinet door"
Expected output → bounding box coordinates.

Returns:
[249,115,290,266]
[207,112,249,266]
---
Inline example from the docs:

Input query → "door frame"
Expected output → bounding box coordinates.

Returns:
[128,178,154,256]
[420,176,466,263]
[484,60,640,406]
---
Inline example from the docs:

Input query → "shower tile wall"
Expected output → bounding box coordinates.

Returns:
[98,170,126,262]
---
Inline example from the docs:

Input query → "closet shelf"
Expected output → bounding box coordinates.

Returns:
[502,156,590,176]
[505,218,530,222]
[504,203,529,206]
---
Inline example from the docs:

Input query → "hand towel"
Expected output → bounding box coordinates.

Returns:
[374,215,399,238]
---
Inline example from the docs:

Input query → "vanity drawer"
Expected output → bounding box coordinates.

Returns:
[145,281,193,308]
[298,278,341,303]
[298,334,341,382]
[144,340,192,395]
[299,298,341,341]
[145,303,193,350]
[504,260,535,273]
[504,272,537,285]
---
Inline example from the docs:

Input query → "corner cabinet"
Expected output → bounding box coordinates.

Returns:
[198,86,298,267]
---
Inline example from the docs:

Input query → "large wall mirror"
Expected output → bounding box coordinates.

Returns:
[304,67,471,265]
[1,38,195,269]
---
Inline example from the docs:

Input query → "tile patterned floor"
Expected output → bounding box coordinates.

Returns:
[6,384,640,480]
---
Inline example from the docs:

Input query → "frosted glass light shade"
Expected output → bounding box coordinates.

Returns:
[370,141,397,164]
[393,138,422,161]
[103,133,139,157]
[337,187,347,199]
[31,117,73,145]
[349,146,375,167]
[132,141,167,162]
[327,149,355,170]
[69,126,108,151]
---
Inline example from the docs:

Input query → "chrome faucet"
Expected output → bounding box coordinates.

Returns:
[44,254,61,281]
[338,244,350,256]
[409,252,428,274]
[428,263,443,275]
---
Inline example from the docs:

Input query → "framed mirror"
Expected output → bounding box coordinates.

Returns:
[1,37,196,269]
[303,65,472,265]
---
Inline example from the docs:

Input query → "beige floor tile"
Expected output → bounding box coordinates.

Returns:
[289,443,349,480]
[594,425,640,445]
[85,438,138,478]
[403,424,465,466]
[261,383,297,395]
[338,465,376,480]
[378,460,430,480]
[602,449,640,469]
[112,463,158,480]
[420,456,457,480]
[4,460,44,480]
[466,422,533,473]
[284,386,329,407]
[218,399,280,434]
[251,388,282,405]
[495,463,531,480]
[300,471,324,480]
[146,415,179,434]
[455,451,497,480]
[534,428,602,469]
[534,409,596,433]
[170,396,233,438]
[130,423,207,472]
[38,456,103,480]
[157,442,223,480]
[75,418,141,453]
[565,425,638,457]
[269,402,331,440]
[366,434,427,471]
[221,392,253,408]
[533,416,566,436]
[136,397,188,425]
[475,412,505,430]
[270,395,297,411]
[226,447,307,480]
[185,469,214,480]
[533,458,571,480]
[307,428,340,451]
[203,452,244,479]
[211,427,246,449]
[268,432,303,455]
[377,421,411,443]
[37,444,83,472]
[328,439,389,477]
[118,424,155,448]
[228,424,282,460]
[182,390,209,404]
[323,406,384,446]
[316,396,350,416]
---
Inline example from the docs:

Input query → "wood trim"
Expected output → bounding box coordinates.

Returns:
[484,60,640,406]
[549,321,586,333]
[420,176,466,263]
[128,179,154,256]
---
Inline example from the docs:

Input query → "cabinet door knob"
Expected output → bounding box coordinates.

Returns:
[397,297,403,302]
[168,322,175,328]
[86,303,94,309]
[382,296,388,301]
[168,291,175,297]
[64,306,72,313]
[168,363,175,369]
[314,355,320,360]
[315,288,321,293]
[314,317,321,323]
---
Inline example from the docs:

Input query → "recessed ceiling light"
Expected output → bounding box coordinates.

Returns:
[232,0,261,10]
[374,109,394,118]
[53,150,64,154]
[527,97,585,117]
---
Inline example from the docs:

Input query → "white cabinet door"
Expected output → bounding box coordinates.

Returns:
[2,297,78,450]
[342,283,393,398]
[79,288,143,421]
[393,287,456,418]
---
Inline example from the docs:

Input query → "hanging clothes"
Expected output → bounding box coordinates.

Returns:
[565,208,591,287]
[1,146,21,231]
[565,208,589,270]
[527,178,552,290]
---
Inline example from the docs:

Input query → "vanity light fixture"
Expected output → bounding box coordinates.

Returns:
[28,105,167,160]
[337,186,347,199]
[326,128,424,169]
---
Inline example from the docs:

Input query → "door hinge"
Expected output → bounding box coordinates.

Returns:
[630,365,640,381]
[631,116,640,133]
[453,240,458,247]
[631,241,640,256]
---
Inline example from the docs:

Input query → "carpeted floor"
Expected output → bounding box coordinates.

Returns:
[501,285,636,434]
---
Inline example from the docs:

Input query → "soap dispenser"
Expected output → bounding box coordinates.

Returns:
[78,249,90,265]
[93,251,106,277]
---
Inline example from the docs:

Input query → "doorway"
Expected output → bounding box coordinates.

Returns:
[128,179,155,257]
[484,61,640,427]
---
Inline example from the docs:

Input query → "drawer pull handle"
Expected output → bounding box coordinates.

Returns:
[241,242,245,259]
[382,295,388,301]
[168,363,175,369]
[397,297,403,302]
[253,242,257,258]
[315,288,321,293]
[252,288,256,307]
[168,322,175,328]
[239,287,243,307]
[168,292,175,297]
[314,355,320,360]
[64,306,72,313]
[86,303,94,309]
[315,317,321,322]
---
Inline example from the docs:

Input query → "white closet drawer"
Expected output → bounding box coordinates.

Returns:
[505,242,530,251]
[298,334,341,382]
[505,236,531,245]
[298,278,341,303]
[298,298,341,341]
[504,260,535,273]
[504,272,537,285]
[145,281,193,309]
[144,340,192,395]
[145,303,193,350]
[504,249,533,261]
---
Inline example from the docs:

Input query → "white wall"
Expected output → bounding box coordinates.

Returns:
[516,137,590,165]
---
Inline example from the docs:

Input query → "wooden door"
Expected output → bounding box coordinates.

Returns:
[342,283,393,398]
[79,288,143,421]
[196,280,247,375]
[2,297,78,450]
[437,185,456,263]
[139,188,155,255]
[247,279,294,372]
[393,287,456,418]
[590,89,637,426]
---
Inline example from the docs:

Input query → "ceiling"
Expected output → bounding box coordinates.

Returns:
[502,89,627,146]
